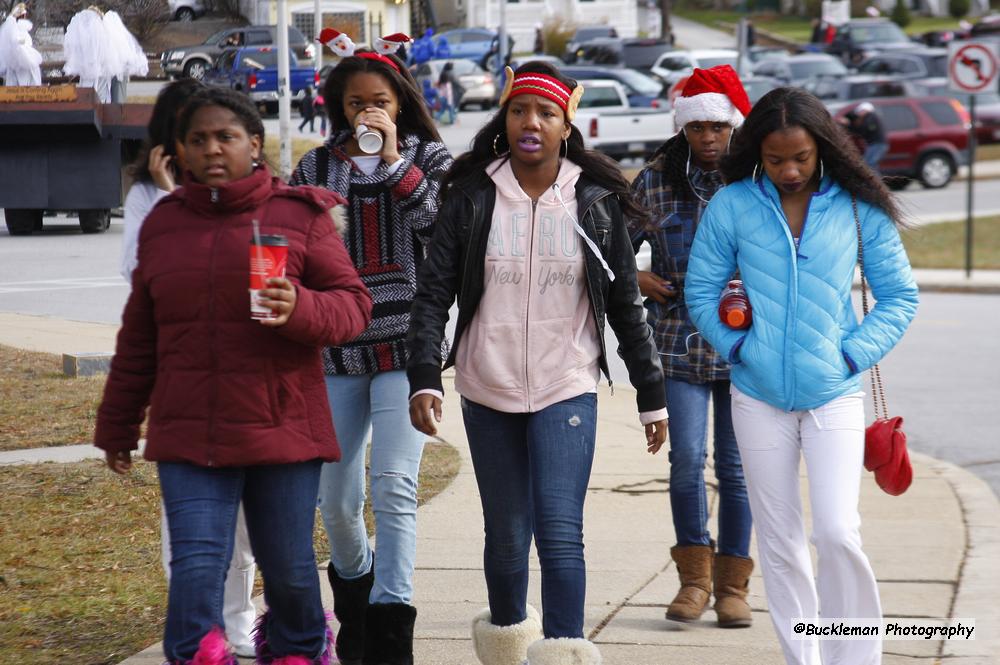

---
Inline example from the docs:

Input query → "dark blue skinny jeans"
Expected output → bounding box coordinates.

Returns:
[461,393,597,639]
[158,460,327,662]
[665,378,752,557]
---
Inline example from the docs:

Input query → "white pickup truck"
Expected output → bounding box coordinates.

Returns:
[573,79,674,161]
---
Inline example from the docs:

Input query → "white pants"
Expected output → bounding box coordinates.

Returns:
[160,502,257,648]
[77,77,112,103]
[731,387,882,665]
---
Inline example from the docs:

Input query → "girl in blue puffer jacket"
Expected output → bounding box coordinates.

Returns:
[686,87,918,665]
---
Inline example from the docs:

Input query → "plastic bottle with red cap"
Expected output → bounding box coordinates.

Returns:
[719,279,752,330]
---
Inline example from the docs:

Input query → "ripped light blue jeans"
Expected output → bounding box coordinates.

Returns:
[318,370,425,604]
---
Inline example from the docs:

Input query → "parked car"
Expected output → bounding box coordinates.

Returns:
[508,55,567,71]
[561,66,668,108]
[573,79,674,160]
[741,74,782,104]
[161,25,314,80]
[563,25,618,63]
[413,58,496,110]
[831,96,970,188]
[825,18,917,65]
[650,49,740,87]
[802,74,918,103]
[856,48,948,80]
[969,14,1000,38]
[570,37,674,77]
[751,53,847,86]
[203,47,317,115]
[432,28,512,66]
[911,77,1000,145]
[168,0,206,21]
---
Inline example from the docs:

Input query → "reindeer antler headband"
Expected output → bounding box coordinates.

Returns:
[498,66,585,121]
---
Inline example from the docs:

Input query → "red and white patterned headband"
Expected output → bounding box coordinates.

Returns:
[498,66,585,121]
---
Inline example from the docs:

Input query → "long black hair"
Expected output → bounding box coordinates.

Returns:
[129,78,205,182]
[722,87,905,226]
[442,61,646,222]
[323,51,441,143]
[177,86,265,146]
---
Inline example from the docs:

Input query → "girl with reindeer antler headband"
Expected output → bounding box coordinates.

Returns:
[406,61,667,665]
[290,30,453,665]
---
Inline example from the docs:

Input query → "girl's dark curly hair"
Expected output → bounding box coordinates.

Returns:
[442,61,646,223]
[649,130,696,203]
[323,51,442,143]
[722,87,905,226]
[178,86,265,146]
[129,78,205,182]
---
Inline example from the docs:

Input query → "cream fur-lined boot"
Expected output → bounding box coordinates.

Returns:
[471,605,543,665]
[524,637,602,665]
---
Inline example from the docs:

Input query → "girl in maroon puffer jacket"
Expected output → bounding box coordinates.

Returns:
[95,87,372,665]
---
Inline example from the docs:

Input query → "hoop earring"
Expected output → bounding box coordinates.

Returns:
[560,137,568,158]
[493,133,507,157]
[819,159,825,182]
[752,162,761,182]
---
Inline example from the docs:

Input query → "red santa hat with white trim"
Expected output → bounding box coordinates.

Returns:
[673,64,751,129]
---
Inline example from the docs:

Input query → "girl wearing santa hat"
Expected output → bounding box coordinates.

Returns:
[289,31,452,665]
[629,64,755,629]
[686,87,918,665]
[407,61,667,665]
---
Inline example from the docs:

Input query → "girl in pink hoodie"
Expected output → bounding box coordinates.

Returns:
[407,62,668,665]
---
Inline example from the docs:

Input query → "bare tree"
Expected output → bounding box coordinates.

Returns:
[203,0,243,20]
[113,0,169,42]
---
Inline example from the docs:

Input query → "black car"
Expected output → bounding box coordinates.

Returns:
[751,53,848,87]
[856,48,948,80]
[563,25,618,63]
[570,37,674,77]
[825,19,917,65]
[560,66,668,108]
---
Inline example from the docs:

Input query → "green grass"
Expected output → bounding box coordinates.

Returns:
[0,442,460,665]
[902,216,1000,269]
[673,9,966,43]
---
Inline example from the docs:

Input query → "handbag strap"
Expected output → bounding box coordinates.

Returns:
[851,196,889,420]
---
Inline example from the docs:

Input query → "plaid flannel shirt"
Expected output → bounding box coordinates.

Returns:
[629,156,730,384]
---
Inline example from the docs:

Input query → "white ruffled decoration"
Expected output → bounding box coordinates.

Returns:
[103,11,147,79]
[0,15,42,85]
[63,8,111,80]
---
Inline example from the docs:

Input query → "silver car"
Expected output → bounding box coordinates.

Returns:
[413,59,497,111]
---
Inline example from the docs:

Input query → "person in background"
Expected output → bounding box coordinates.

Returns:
[629,65,755,629]
[290,38,452,665]
[436,61,458,125]
[314,92,327,136]
[840,101,888,173]
[102,9,147,102]
[533,24,544,55]
[407,61,667,665]
[97,86,372,665]
[0,2,42,86]
[298,86,317,132]
[63,6,113,102]
[118,79,260,659]
[685,87,918,665]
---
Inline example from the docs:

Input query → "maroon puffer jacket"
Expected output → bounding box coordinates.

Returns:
[95,166,372,467]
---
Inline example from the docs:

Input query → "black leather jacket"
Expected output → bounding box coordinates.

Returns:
[406,172,666,413]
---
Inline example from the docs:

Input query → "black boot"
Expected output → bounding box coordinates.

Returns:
[363,602,417,665]
[327,561,374,665]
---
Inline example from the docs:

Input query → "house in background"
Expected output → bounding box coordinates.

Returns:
[241,0,415,49]
[431,0,646,53]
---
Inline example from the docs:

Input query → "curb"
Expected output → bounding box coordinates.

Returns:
[913,451,1000,657]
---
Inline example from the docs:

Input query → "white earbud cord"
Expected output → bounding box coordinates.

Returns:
[551,182,615,282]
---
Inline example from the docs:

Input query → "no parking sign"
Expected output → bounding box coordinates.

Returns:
[948,41,999,94]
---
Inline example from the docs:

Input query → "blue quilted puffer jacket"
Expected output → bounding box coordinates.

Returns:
[685,174,918,412]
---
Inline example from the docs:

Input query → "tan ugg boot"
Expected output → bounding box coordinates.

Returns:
[714,554,754,628]
[665,544,714,623]
[471,605,543,665]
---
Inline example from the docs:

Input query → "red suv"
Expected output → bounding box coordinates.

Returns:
[832,96,970,189]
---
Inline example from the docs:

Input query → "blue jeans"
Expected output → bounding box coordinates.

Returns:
[318,371,425,604]
[461,393,597,639]
[864,142,888,172]
[665,378,751,557]
[159,460,326,662]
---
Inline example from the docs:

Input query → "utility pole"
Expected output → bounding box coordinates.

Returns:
[314,0,323,73]
[276,0,292,179]
[497,0,507,77]
[659,0,672,43]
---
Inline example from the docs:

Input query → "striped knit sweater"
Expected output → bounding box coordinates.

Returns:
[290,131,452,375]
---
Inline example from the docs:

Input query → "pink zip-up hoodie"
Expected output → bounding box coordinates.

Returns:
[454,158,603,413]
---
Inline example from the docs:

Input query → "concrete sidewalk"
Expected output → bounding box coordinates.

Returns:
[1,281,998,663]
[8,372,999,665]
